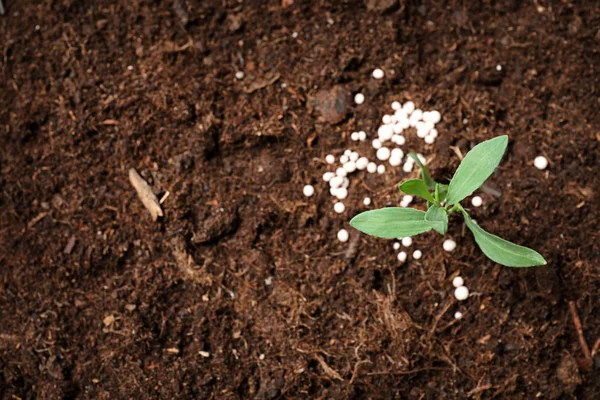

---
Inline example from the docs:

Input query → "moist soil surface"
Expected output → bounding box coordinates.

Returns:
[1,1,599,399]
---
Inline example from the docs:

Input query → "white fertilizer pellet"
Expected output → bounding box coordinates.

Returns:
[391,101,401,110]
[235,71,245,80]
[401,236,413,247]
[363,197,371,206]
[377,164,386,174]
[471,196,483,207]
[343,161,357,173]
[402,101,415,114]
[337,229,349,242]
[326,154,335,164]
[335,167,347,177]
[350,152,359,162]
[322,172,335,182]
[334,202,345,214]
[376,147,391,161]
[397,251,407,263]
[534,156,548,170]
[367,162,377,173]
[351,131,360,141]
[393,242,400,250]
[358,131,367,141]
[454,311,463,320]
[354,93,365,105]
[452,276,464,288]
[413,250,422,260]
[336,188,348,200]
[372,139,382,150]
[454,286,469,301]
[303,185,314,197]
[372,68,384,79]
[443,239,457,252]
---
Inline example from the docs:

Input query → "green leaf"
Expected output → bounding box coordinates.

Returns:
[399,179,436,203]
[408,153,436,190]
[425,204,448,234]
[446,136,508,206]
[350,208,431,239]
[460,209,547,267]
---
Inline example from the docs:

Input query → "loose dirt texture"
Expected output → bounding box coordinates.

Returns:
[1,1,599,399]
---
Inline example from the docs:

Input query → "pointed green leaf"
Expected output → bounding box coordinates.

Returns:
[425,205,448,235]
[408,153,436,190]
[461,209,547,267]
[446,136,508,206]
[399,179,436,203]
[350,208,431,239]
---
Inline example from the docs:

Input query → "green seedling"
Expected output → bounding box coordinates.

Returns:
[350,135,546,267]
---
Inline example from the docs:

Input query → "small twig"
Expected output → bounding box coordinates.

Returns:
[591,338,600,358]
[128,168,163,221]
[568,301,593,368]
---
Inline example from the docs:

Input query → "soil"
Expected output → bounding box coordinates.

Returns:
[1,1,599,399]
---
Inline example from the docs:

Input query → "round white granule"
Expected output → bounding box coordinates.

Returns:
[377,125,394,141]
[391,101,401,110]
[330,187,338,197]
[399,118,410,129]
[424,135,436,144]
[372,68,384,79]
[322,172,335,182]
[333,202,345,214]
[395,109,408,120]
[372,139,382,150]
[341,177,350,188]
[335,167,347,177]
[343,161,356,173]
[411,109,423,121]
[391,148,404,159]
[363,197,371,206]
[454,286,469,301]
[402,160,414,173]
[351,131,360,141]
[534,156,548,170]
[413,250,422,260]
[303,185,314,197]
[326,154,335,164]
[354,93,365,105]
[393,124,403,134]
[350,152,359,162]
[292,31,298,38]
[235,71,244,80]
[496,64,502,71]
[377,164,386,174]
[356,157,369,170]
[402,195,414,205]
[401,236,413,247]
[429,128,438,138]
[402,101,415,114]
[329,176,343,188]
[336,187,348,200]
[397,251,407,263]
[443,239,457,252]
[395,135,406,145]
[452,276,464,288]
[430,110,441,124]
[454,311,463,320]
[367,162,377,173]
[417,126,429,138]
[389,156,402,167]
[337,229,349,242]
[340,154,349,164]
[376,147,391,161]
[393,242,400,250]
[382,114,392,125]
[358,131,367,141]
[471,196,483,207]
[344,149,352,156]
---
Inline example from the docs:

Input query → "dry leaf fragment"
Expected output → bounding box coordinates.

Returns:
[129,168,163,221]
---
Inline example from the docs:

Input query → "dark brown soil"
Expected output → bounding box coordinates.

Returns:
[1,1,599,399]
